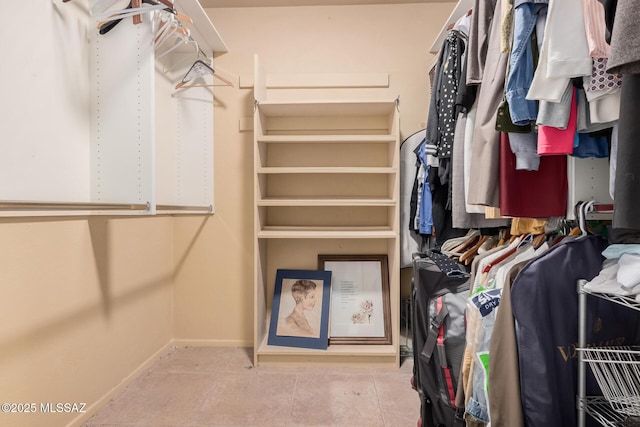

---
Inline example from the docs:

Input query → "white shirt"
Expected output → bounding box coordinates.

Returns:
[527,0,592,102]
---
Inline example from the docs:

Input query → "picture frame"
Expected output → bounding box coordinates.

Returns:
[267,269,332,350]
[318,255,391,345]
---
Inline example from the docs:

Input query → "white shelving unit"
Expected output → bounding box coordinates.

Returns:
[252,56,400,367]
[578,280,640,426]
[567,157,614,221]
[0,0,226,216]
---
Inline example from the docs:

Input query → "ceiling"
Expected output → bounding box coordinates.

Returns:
[199,0,454,8]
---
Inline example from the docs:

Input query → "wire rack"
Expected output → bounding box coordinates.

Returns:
[581,288,640,312]
[581,346,640,416]
[581,397,629,427]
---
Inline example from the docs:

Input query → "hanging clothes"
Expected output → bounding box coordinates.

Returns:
[467,0,508,208]
[588,57,622,93]
[511,236,640,427]
[582,0,611,58]
[488,257,529,427]
[455,244,509,427]
[610,124,618,200]
[597,0,617,44]
[452,111,510,229]
[499,133,568,218]
[606,0,640,74]
[613,74,640,229]
[400,130,427,268]
[505,1,546,127]
[537,87,578,155]
[412,141,434,236]
[461,107,487,214]
[527,0,592,103]
[467,0,496,85]
[425,32,466,159]
[576,86,617,133]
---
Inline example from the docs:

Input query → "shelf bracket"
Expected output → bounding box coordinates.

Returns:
[394,96,400,112]
[254,99,259,112]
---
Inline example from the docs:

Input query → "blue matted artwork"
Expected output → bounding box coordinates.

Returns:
[267,269,332,350]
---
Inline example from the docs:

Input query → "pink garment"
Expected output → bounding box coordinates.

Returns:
[537,88,577,155]
[582,0,610,58]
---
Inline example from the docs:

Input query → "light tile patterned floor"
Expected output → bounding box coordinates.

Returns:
[84,346,419,427]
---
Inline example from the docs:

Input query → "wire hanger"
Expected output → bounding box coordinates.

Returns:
[175,59,234,89]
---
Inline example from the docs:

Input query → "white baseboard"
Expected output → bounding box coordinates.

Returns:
[66,341,173,427]
[172,338,252,347]
[65,339,252,426]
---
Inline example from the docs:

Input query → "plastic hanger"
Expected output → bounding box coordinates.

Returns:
[578,200,596,236]
[98,0,176,34]
[156,32,195,60]
[96,1,191,31]
[153,11,179,49]
[90,0,166,20]
[163,41,202,74]
[175,59,235,89]
[155,0,173,8]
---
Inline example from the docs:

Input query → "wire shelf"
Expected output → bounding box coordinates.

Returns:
[581,397,628,426]
[580,288,640,313]
[580,346,640,416]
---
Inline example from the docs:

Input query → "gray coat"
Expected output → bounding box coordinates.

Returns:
[467,0,509,207]
[607,0,640,74]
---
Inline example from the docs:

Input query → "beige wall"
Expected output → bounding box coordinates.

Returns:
[173,3,454,345]
[0,217,174,427]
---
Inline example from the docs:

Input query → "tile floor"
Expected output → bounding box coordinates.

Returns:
[84,346,420,427]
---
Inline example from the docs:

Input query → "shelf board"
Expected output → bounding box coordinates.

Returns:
[258,342,396,357]
[257,197,396,207]
[256,135,396,143]
[257,100,397,117]
[256,335,397,367]
[174,0,228,54]
[257,167,396,174]
[257,226,397,239]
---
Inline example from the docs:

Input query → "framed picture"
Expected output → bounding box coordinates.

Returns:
[267,269,332,350]
[318,255,391,345]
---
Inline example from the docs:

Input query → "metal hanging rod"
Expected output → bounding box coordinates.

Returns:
[156,204,213,212]
[0,201,150,211]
